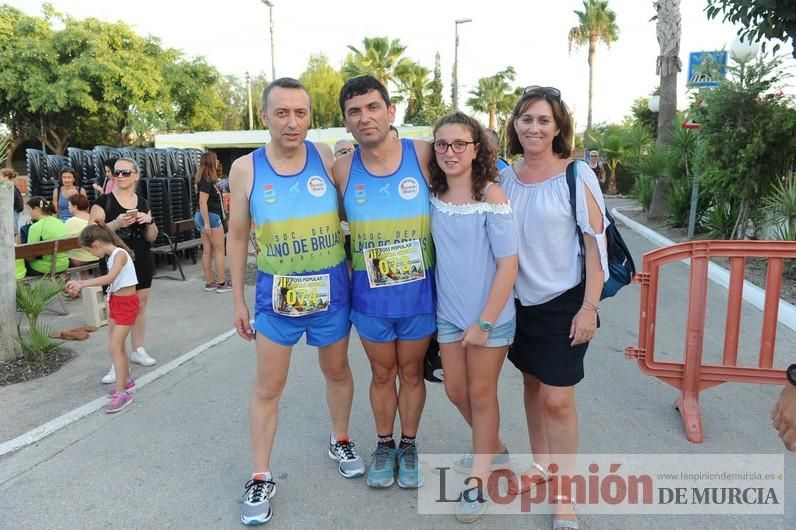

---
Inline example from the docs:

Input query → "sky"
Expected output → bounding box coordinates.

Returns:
[8,0,796,131]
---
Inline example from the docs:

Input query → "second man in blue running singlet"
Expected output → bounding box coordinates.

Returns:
[334,76,436,490]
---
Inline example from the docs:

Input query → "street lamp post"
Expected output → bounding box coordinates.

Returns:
[261,0,276,81]
[452,18,472,110]
[246,71,254,130]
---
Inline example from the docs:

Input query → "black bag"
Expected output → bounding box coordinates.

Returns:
[423,338,443,383]
[215,184,228,233]
[565,161,635,299]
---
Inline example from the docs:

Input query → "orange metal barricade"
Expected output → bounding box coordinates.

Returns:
[625,240,795,443]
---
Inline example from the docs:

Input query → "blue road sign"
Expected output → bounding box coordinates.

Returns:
[688,51,727,88]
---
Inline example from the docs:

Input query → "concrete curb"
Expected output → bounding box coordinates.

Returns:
[612,207,796,332]
[0,328,238,458]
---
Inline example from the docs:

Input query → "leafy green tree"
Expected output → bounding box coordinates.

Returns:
[299,54,345,129]
[694,57,796,239]
[343,37,413,87]
[467,67,517,130]
[705,0,796,58]
[568,0,619,133]
[411,52,451,126]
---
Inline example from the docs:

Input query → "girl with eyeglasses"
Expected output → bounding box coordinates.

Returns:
[428,111,518,522]
[89,157,159,384]
[500,87,610,530]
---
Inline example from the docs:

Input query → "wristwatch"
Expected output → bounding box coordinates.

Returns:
[477,319,493,333]
[787,364,796,386]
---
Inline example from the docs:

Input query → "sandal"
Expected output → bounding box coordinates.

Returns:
[507,460,550,495]
[551,495,578,530]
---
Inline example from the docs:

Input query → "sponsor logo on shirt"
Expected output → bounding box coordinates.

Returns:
[355,184,367,204]
[398,177,420,200]
[264,184,277,204]
[307,175,327,198]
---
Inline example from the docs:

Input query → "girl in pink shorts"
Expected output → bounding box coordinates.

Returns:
[67,224,140,413]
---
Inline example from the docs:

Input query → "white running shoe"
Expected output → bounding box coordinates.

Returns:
[130,347,156,366]
[101,364,115,384]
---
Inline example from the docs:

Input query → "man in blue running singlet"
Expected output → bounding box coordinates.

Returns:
[334,76,436,490]
[227,78,365,526]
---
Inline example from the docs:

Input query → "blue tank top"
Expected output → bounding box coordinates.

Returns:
[250,141,349,318]
[58,189,72,221]
[343,139,435,317]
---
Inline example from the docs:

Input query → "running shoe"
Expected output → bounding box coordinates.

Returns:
[396,445,423,488]
[216,281,232,293]
[107,378,136,395]
[130,347,156,366]
[101,364,115,384]
[328,434,365,478]
[105,391,132,413]
[453,447,511,474]
[241,478,276,526]
[204,282,216,291]
[455,487,488,523]
[367,445,396,488]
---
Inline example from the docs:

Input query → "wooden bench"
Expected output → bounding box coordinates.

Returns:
[150,219,202,281]
[14,236,101,315]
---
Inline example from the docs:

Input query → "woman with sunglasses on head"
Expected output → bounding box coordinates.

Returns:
[429,112,518,523]
[53,167,86,221]
[89,158,159,384]
[500,86,609,530]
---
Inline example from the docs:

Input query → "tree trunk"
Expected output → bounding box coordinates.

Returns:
[651,0,681,219]
[5,136,24,168]
[489,110,496,130]
[0,182,18,361]
[587,39,596,133]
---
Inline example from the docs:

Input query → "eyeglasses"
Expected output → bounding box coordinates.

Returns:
[433,140,476,154]
[523,86,562,100]
[335,147,354,157]
[113,169,137,177]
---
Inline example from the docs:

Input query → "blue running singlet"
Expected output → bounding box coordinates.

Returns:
[250,141,349,319]
[343,139,435,318]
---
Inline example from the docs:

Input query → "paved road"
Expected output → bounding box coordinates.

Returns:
[1,201,794,529]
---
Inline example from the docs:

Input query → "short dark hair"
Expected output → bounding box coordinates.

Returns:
[505,90,574,159]
[261,77,311,113]
[338,75,391,115]
[68,193,90,211]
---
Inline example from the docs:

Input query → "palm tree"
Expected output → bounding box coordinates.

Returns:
[568,0,619,133]
[395,62,431,124]
[648,0,682,219]
[343,37,413,88]
[466,67,516,130]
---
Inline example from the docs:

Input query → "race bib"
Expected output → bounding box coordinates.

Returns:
[363,240,426,289]
[272,274,330,317]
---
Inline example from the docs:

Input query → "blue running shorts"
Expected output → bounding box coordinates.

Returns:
[350,309,436,343]
[255,306,351,348]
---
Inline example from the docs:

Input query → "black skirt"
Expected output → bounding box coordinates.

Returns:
[508,283,590,387]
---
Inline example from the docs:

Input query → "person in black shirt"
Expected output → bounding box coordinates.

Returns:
[89,157,159,384]
[194,151,230,292]
[2,168,24,234]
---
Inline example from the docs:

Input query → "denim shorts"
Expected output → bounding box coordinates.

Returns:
[436,316,516,348]
[193,211,223,230]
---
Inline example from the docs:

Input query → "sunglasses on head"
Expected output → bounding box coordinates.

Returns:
[523,86,562,100]
[113,169,136,177]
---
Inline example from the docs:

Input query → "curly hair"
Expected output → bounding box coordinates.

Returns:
[428,112,498,201]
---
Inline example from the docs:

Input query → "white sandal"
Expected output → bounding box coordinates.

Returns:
[552,495,578,530]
